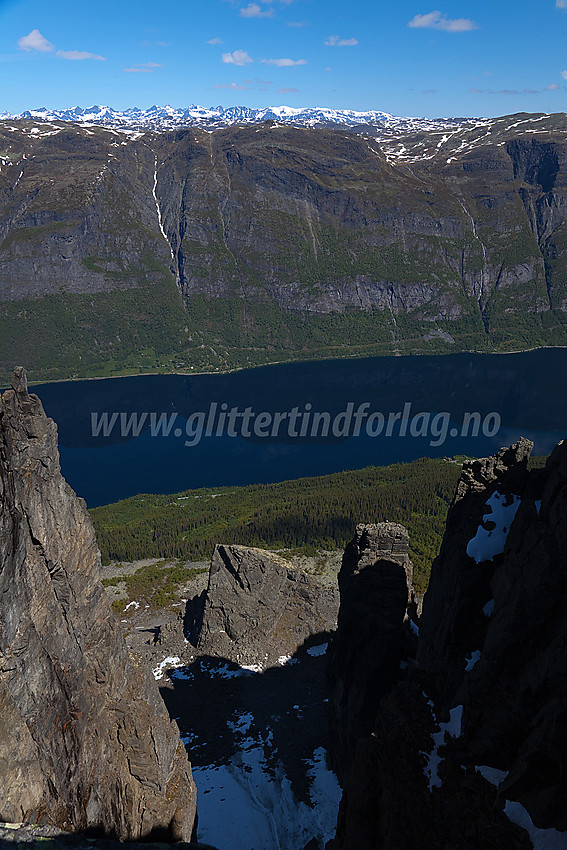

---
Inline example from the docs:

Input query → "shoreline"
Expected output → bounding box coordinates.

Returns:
[24,344,567,390]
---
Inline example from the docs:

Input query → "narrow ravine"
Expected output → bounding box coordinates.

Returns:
[458,198,488,309]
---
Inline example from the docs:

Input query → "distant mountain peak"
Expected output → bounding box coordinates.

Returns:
[8,103,464,134]
[3,105,565,167]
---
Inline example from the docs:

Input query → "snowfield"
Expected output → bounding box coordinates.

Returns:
[466,491,521,564]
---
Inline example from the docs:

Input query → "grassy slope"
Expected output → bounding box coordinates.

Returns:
[3,287,567,387]
[0,272,188,384]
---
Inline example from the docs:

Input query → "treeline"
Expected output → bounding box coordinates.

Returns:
[91,457,463,591]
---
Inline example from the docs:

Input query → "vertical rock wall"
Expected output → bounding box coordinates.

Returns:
[325,523,414,781]
[0,368,197,841]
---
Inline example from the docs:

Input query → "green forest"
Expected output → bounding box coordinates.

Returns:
[92,457,466,592]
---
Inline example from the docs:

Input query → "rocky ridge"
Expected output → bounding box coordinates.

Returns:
[4,106,567,164]
[328,438,567,849]
[0,368,197,841]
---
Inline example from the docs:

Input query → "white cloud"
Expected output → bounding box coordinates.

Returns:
[213,82,250,89]
[262,57,307,66]
[18,27,105,60]
[286,21,308,27]
[324,35,358,46]
[557,0,567,7]
[207,37,224,44]
[278,86,299,93]
[57,50,106,60]
[124,62,161,72]
[561,70,567,79]
[546,83,560,90]
[18,29,54,52]
[222,49,253,65]
[240,3,274,16]
[408,11,477,32]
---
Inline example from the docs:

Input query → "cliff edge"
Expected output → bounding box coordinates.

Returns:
[0,368,197,841]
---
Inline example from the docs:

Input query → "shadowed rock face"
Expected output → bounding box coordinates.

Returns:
[417,437,534,699]
[329,438,567,849]
[0,368,196,841]
[326,523,414,781]
[193,544,338,666]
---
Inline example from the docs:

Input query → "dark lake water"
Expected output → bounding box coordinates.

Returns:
[30,349,567,507]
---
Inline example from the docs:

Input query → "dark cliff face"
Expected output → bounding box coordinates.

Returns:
[418,437,567,831]
[1,117,567,382]
[416,439,534,699]
[326,523,414,782]
[0,368,196,840]
[329,438,567,849]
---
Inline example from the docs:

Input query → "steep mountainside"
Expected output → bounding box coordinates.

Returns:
[0,368,197,840]
[1,113,566,382]
[328,438,567,849]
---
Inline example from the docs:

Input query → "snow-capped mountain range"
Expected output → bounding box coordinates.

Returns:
[2,104,564,166]
[2,103,472,134]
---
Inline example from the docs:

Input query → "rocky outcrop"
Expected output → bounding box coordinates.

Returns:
[326,523,414,781]
[192,544,338,666]
[329,438,567,848]
[0,368,197,840]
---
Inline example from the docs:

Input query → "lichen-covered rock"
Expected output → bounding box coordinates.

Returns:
[193,544,338,666]
[0,369,197,840]
[0,821,218,849]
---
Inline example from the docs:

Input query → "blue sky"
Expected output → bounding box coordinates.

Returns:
[1,0,566,118]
